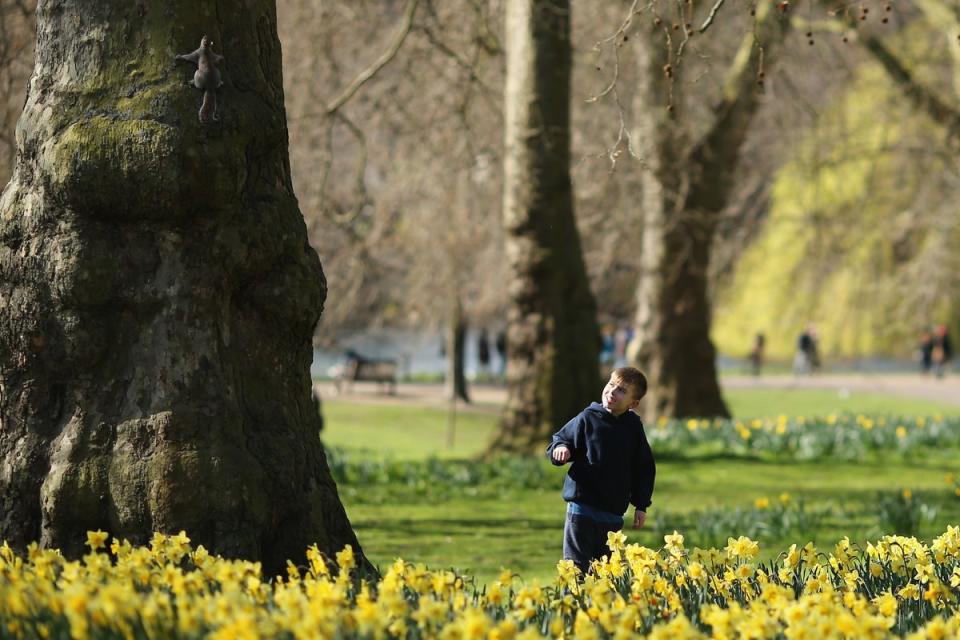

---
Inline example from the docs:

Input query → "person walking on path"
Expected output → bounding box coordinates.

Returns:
[793,324,820,375]
[477,329,491,377]
[933,324,953,378]
[749,333,766,376]
[918,330,934,374]
[599,325,616,373]
[546,367,656,574]
[495,330,507,380]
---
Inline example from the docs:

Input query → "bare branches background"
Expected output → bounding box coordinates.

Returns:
[1,0,958,356]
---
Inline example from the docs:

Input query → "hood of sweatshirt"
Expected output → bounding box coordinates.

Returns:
[585,401,636,422]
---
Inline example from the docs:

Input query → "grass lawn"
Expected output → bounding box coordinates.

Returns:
[321,388,960,585]
[723,387,960,419]
[323,403,496,459]
[322,387,960,459]
[339,454,960,585]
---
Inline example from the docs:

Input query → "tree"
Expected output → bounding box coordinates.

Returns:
[489,0,602,453]
[620,1,791,419]
[714,1,960,358]
[0,0,368,575]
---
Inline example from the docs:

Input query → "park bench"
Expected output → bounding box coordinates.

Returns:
[333,351,398,394]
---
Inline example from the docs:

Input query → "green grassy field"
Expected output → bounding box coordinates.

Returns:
[321,388,960,585]
[724,387,960,419]
[323,387,960,459]
[323,403,495,459]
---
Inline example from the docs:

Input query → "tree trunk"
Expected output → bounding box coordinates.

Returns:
[629,4,789,419]
[445,297,470,403]
[489,0,601,454]
[0,0,368,576]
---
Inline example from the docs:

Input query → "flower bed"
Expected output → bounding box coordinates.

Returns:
[2,528,960,638]
[648,414,960,460]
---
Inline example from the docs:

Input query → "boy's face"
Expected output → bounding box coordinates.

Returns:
[601,375,639,416]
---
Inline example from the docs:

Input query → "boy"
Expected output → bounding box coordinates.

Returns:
[546,366,656,573]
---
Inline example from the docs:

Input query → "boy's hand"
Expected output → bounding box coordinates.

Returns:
[551,445,571,463]
[633,510,646,529]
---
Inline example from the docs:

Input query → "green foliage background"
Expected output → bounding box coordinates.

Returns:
[713,22,960,360]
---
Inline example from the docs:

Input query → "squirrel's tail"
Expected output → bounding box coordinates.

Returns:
[199,90,218,123]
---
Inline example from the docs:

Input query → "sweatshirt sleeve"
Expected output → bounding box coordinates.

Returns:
[545,413,582,465]
[631,423,656,510]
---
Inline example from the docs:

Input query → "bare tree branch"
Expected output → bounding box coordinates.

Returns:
[585,0,644,103]
[416,23,501,114]
[819,0,960,145]
[327,111,371,229]
[698,0,727,34]
[863,34,960,141]
[293,0,421,120]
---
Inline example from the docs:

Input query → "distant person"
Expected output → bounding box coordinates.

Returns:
[749,333,766,376]
[793,327,812,374]
[808,326,821,371]
[614,326,630,368]
[918,330,934,374]
[793,324,819,375]
[495,330,507,379]
[546,367,655,574]
[933,324,953,378]
[477,329,491,377]
[599,325,616,372]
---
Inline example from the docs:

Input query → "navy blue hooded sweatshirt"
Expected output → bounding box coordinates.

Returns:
[546,402,656,516]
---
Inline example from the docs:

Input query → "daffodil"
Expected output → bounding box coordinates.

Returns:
[664,531,685,555]
[686,562,706,584]
[85,530,109,551]
[573,609,600,639]
[916,561,936,584]
[725,536,760,561]
[898,582,920,600]
[606,530,627,552]
[801,542,819,568]
[335,545,355,574]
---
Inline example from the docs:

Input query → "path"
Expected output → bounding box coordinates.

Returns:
[722,374,960,405]
[315,373,960,408]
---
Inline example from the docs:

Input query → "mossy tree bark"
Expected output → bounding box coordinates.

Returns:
[489,0,601,454]
[629,5,789,420]
[0,0,368,576]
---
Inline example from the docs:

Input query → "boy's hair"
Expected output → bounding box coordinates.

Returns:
[611,367,648,400]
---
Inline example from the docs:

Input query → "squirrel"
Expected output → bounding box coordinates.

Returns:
[175,35,224,123]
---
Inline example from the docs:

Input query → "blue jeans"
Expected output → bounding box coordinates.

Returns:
[563,512,623,573]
